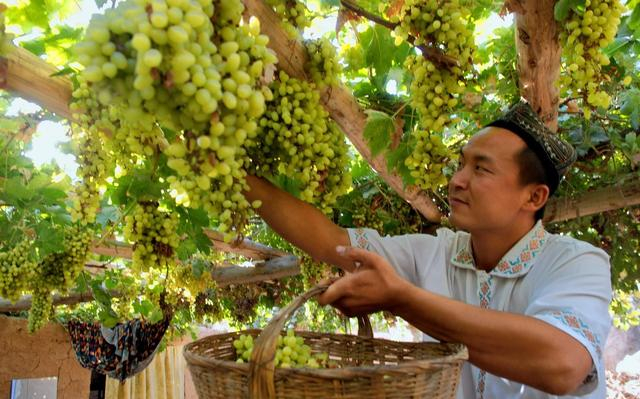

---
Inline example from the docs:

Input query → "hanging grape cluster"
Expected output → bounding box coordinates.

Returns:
[559,0,625,113]
[28,289,54,333]
[265,0,311,38]
[123,202,180,273]
[217,283,261,324]
[70,0,277,237]
[27,225,93,332]
[391,0,474,191]
[36,225,93,291]
[193,290,224,322]
[304,38,342,87]
[0,240,37,303]
[248,71,351,214]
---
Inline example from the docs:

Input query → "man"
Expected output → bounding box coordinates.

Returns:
[244,100,612,398]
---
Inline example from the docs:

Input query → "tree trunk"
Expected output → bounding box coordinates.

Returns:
[512,0,561,132]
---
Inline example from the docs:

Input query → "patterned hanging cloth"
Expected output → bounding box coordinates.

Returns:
[67,313,171,382]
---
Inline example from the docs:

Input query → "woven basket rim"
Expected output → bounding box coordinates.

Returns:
[183,329,468,379]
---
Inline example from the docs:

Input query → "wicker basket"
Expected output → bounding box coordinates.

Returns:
[184,285,467,399]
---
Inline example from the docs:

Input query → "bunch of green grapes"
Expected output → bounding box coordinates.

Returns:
[299,254,340,290]
[71,0,277,237]
[248,71,351,214]
[0,239,37,303]
[304,38,341,87]
[340,44,366,72]
[217,283,261,324]
[164,1,277,237]
[169,261,214,299]
[35,225,94,291]
[265,0,311,38]
[123,202,180,272]
[559,0,625,112]
[193,291,224,322]
[28,289,54,333]
[234,330,333,368]
[391,0,474,191]
[404,129,453,191]
[68,126,114,224]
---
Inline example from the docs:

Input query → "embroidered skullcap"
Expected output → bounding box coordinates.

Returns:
[487,100,576,194]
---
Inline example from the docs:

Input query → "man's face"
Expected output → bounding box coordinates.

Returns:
[448,127,533,233]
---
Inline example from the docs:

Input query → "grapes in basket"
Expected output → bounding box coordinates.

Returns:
[233,329,336,369]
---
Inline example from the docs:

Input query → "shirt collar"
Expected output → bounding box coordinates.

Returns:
[450,220,549,278]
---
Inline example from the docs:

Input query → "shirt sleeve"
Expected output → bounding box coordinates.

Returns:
[525,240,612,396]
[346,228,443,287]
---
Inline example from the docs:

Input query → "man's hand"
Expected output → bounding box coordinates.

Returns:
[317,246,409,317]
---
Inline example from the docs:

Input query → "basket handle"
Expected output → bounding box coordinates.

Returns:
[248,284,373,398]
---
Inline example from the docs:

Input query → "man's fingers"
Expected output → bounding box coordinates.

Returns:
[317,276,350,306]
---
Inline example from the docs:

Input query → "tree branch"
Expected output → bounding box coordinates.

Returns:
[339,0,459,68]
[544,179,640,223]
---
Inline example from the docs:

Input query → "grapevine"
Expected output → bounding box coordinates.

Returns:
[559,0,625,113]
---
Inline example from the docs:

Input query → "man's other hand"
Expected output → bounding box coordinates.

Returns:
[318,246,408,317]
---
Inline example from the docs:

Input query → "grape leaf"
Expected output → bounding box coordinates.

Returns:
[34,222,65,257]
[554,0,585,21]
[363,110,394,156]
[361,25,396,77]
[629,4,640,31]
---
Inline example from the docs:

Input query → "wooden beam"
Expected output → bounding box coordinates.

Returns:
[0,44,72,118]
[512,0,561,131]
[0,255,300,312]
[545,180,640,223]
[242,0,444,222]
[92,230,287,262]
[212,254,299,286]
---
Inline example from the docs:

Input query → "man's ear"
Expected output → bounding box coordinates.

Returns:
[524,184,550,213]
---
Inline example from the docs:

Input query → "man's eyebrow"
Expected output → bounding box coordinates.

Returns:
[459,149,496,165]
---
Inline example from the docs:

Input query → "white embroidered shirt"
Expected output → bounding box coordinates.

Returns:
[348,221,611,399]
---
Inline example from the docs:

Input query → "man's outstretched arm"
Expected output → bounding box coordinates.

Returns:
[244,175,353,270]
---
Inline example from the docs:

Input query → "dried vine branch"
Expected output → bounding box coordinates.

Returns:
[339,0,459,68]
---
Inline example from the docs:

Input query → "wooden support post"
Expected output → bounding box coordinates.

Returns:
[511,0,561,131]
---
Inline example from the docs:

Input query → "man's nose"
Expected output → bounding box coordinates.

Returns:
[449,166,468,190]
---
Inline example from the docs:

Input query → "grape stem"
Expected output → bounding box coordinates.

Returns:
[339,0,459,68]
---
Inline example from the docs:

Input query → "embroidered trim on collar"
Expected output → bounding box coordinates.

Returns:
[451,221,548,278]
